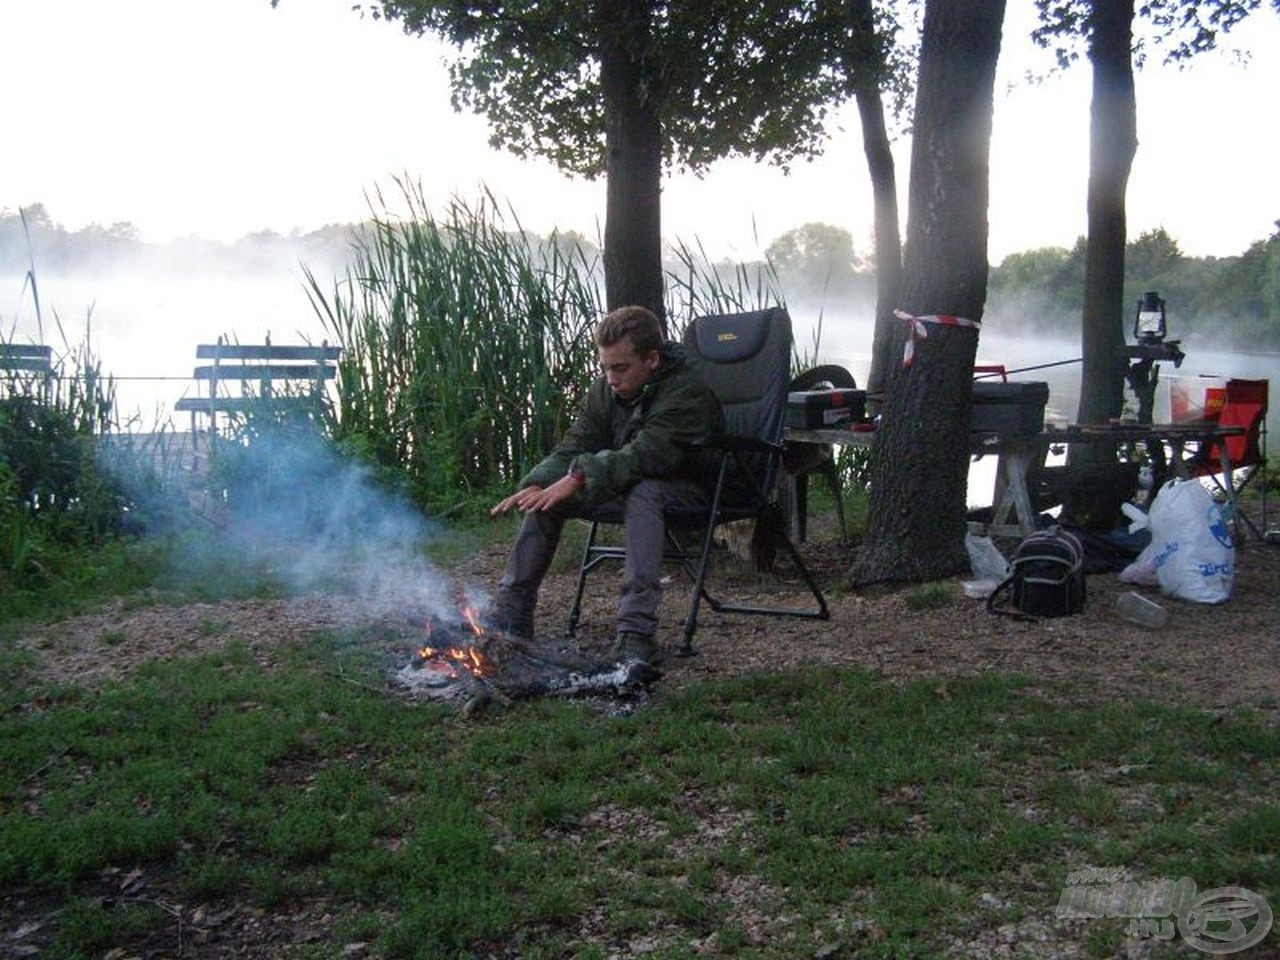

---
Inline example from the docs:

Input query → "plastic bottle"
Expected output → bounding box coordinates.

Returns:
[1115,591,1169,629]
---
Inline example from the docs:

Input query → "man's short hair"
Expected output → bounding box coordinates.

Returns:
[595,306,663,356]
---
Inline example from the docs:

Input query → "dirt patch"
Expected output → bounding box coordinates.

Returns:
[12,519,1280,716]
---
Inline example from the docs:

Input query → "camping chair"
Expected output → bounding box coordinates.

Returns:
[565,307,830,656]
[1186,378,1269,540]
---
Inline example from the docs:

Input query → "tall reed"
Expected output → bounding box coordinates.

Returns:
[303,184,805,513]
[665,235,788,336]
[1,319,142,593]
[304,182,603,510]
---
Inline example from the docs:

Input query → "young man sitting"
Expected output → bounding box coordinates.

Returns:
[489,305,724,665]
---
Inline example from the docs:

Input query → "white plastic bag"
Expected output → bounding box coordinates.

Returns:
[1146,479,1234,603]
[1119,541,1160,586]
[1118,502,1159,585]
[965,530,1009,581]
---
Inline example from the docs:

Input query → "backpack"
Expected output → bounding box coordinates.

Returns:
[987,526,1086,618]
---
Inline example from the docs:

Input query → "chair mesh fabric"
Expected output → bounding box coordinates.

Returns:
[1201,378,1268,472]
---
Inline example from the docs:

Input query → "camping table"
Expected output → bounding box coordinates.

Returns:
[782,426,1034,539]
[989,421,1247,538]
[782,427,876,541]
[784,421,1246,541]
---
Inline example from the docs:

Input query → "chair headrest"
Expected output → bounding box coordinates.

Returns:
[688,309,776,364]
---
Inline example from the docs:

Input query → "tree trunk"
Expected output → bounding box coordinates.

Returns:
[856,88,902,412]
[848,0,902,413]
[1062,0,1136,529]
[597,0,666,327]
[844,0,906,412]
[850,0,1006,585]
[1076,0,1136,428]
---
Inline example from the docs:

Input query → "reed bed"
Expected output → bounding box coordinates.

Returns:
[303,183,796,513]
[666,234,788,334]
[304,183,603,510]
[1,297,191,603]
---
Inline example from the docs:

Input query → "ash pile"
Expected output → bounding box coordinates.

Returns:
[392,616,658,714]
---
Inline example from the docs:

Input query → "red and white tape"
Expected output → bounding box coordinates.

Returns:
[894,309,980,367]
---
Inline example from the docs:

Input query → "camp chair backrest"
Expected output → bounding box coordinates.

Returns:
[1208,378,1268,468]
[683,308,790,439]
[683,307,791,492]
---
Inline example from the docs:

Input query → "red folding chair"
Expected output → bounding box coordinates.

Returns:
[1188,378,1269,539]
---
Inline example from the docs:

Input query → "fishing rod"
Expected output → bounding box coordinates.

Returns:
[972,357,1083,380]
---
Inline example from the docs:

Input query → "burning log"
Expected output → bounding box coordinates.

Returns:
[395,611,657,711]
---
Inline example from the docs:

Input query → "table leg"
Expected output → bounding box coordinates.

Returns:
[988,439,1040,538]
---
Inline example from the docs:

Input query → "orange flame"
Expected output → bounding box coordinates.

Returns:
[415,643,494,678]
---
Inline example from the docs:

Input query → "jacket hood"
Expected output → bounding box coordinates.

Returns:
[651,341,688,382]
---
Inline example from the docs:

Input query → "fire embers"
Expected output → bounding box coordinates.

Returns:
[394,607,657,713]
[406,605,497,688]
[411,644,495,682]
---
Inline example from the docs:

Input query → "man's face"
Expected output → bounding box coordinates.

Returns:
[599,339,660,401]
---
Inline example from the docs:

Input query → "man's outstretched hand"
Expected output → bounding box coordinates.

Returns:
[490,485,543,516]
[490,475,579,517]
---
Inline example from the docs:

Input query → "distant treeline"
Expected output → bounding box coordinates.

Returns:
[985,225,1280,349]
[4,204,1277,349]
[0,204,357,277]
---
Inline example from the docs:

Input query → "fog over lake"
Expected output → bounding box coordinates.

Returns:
[5,264,1276,509]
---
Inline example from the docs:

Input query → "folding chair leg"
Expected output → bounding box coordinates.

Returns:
[676,516,723,658]
[566,521,600,638]
[774,532,831,621]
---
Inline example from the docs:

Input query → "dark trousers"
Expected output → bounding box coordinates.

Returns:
[494,478,709,638]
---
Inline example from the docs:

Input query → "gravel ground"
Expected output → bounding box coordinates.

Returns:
[15,512,1279,716]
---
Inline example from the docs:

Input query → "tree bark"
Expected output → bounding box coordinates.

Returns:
[856,88,902,412]
[1076,0,1137,428]
[850,0,1006,585]
[844,0,906,412]
[848,0,902,413]
[597,0,666,327]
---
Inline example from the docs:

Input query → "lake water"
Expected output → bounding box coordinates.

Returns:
[812,316,1280,509]
[6,270,1276,509]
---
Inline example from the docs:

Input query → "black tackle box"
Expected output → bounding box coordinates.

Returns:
[785,389,867,429]
[969,381,1049,436]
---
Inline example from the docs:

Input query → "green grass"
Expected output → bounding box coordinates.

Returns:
[1,634,1276,959]
[0,532,289,632]
[904,581,954,611]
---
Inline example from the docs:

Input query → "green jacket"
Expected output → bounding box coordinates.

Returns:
[521,343,724,507]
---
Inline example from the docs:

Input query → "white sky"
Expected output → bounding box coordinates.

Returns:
[4,0,1279,262]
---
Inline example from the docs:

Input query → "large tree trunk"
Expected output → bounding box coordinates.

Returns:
[597,0,665,326]
[848,0,902,413]
[850,0,1006,585]
[1076,0,1136,428]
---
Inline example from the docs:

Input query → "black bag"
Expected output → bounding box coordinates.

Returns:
[987,526,1086,618]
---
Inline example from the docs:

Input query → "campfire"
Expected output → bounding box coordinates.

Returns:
[394,605,657,714]
[409,605,497,683]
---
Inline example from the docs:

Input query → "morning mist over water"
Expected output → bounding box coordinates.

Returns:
[5,258,1277,488]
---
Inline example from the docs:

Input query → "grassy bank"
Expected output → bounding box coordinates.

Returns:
[2,631,1275,959]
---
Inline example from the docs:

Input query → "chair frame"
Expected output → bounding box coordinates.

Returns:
[565,309,830,656]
